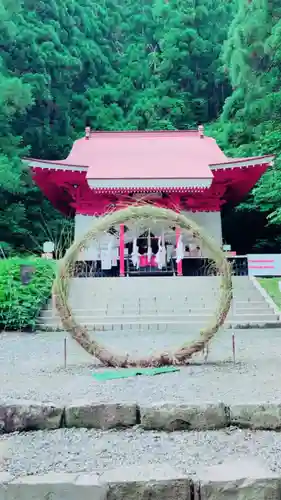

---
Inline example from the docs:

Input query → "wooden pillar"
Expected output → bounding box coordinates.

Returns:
[176,226,183,276]
[119,223,125,277]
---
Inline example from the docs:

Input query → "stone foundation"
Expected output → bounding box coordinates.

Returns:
[2,400,281,432]
[2,459,281,500]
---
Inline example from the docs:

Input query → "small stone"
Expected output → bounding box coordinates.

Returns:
[0,401,63,433]
[100,464,191,500]
[140,402,228,430]
[230,403,281,430]
[195,458,281,500]
[65,401,137,429]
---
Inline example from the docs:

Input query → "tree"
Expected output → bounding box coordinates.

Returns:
[206,0,281,249]
[0,0,124,251]
[0,0,235,252]
[0,71,33,250]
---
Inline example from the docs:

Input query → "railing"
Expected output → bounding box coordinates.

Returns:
[181,257,248,277]
[73,256,248,278]
[73,261,119,278]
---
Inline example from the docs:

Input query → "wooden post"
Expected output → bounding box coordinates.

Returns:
[176,226,183,276]
[64,337,67,369]
[232,332,236,364]
[119,223,125,277]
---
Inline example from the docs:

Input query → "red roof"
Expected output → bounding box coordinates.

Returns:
[25,129,275,213]
[24,129,274,196]
[65,130,225,180]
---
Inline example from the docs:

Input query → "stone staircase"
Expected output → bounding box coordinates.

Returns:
[37,276,281,331]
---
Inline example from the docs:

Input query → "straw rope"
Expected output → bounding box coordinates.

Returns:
[53,205,232,367]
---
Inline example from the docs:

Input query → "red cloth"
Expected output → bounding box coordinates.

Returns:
[139,255,157,267]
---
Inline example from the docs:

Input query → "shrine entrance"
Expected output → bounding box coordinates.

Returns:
[73,219,206,278]
[121,220,184,277]
[126,230,175,276]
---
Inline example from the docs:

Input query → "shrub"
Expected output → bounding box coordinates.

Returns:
[0,257,56,331]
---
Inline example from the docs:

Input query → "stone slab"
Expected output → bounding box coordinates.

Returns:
[65,401,137,429]
[140,402,228,430]
[6,472,107,500]
[100,464,191,500]
[0,473,14,500]
[195,458,281,500]
[0,400,63,433]
[230,403,281,430]
[1,463,281,500]
[4,400,281,432]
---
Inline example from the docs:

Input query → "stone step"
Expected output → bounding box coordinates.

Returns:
[53,305,270,315]
[37,320,281,331]
[69,287,256,294]
[79,287,253,292]
[40,305,274,316]
[40,276,278,330]
[70,282,258,289]
[1,458,280,500]
[69,285,260,291]
[40,306,272,318]
[37,313,280,325]
[67,295,265,303]
[69,276,251,283]
[69,293,263,300]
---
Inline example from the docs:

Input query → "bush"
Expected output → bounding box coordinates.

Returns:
[0,257,56,331]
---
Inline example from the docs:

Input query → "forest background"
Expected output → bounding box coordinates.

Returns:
[1,0,281,256]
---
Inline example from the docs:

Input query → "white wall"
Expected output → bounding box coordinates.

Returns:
[181,211,222,258]
[74,214,118,261]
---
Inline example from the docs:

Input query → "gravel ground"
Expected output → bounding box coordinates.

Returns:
[0,327,281,405]
[1,427,281,477]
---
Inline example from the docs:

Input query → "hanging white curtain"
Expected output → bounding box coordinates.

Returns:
[166,244,174,263]
[155,232,166,270]
[155,237,162,269]
[161,230,166,267]
[147,228,153,263]
[107,236,118,266]
[131,237,139,269]
[101,239,113,270]
[108,238,113,257]
[176,234,184,263]
[91,242,100,262]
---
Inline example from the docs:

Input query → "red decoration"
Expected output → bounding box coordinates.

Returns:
[31,159,271,215]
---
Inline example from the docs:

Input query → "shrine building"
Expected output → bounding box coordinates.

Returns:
[23,127,274,277]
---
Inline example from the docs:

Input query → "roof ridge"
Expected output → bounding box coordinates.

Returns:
[88,130,200,135]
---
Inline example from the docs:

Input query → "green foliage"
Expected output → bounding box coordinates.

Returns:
[259,278,281,309]
[0,0,235,254]
[4,0,281,252]
[0,257,55,331]
[207,0,281,249]
[224,2,281,152]
[14,0,281,251]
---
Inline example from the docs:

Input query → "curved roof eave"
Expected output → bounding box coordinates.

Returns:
[210,155,275,170]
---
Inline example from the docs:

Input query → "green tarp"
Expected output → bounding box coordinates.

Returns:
[92,366,180,381]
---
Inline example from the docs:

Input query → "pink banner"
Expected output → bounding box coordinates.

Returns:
[139,255,157,267]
